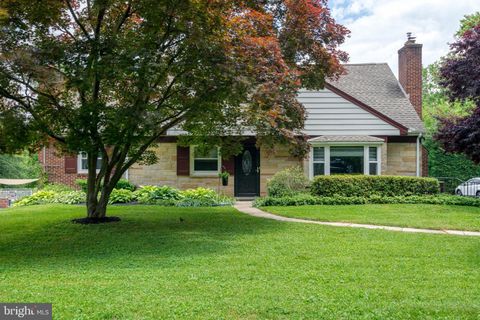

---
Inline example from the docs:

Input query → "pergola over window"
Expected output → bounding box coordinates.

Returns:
[309,136,384,178]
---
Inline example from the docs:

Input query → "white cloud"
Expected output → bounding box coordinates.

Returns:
[330,0,478,76]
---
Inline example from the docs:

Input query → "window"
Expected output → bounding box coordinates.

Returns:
[310,145,382,178]
[77,152,102,173]
[368,147,379,175]
[330,146,364,174]
[190,147,221,176]
[312,147,325,176]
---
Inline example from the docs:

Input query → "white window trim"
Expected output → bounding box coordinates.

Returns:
[189,146,222,177]
[77,152,101,174]
[309,143,383,178]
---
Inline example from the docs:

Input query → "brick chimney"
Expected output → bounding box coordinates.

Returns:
[398,32,423,119]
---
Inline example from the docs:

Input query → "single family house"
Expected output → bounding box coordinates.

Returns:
[39,35,427,197]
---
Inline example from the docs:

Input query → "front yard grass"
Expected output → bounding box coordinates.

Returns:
[0,204,479,319]
[264,204,480,231]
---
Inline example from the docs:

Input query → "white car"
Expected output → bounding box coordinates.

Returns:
[455,178,480,197]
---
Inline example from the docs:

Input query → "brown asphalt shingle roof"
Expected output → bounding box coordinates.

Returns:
[327,63,425,133]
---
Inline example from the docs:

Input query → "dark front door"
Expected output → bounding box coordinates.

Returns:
[234,144,260,197]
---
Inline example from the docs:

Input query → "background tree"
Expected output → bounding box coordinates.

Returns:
[435,23,480,164]
[0,0,349,220]
[422,64,479,190]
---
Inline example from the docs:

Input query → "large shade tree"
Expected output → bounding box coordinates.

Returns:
[435,23,480,164]
[0,0,349,220]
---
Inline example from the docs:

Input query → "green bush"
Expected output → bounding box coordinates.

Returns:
[53,191,86,205]
[311,175,440,197]
[13,190,86,207]
[13,190,57,207]
[267,166,310,197]
[114,179,136,191]
[42,183,74,193]
[177,187,234,207]
[108,189,135,204]
[134,185,182,204]
[253,194,480,207]
[75,178,136,192]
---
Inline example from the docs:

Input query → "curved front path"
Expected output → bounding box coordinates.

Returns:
[234,202,480,237]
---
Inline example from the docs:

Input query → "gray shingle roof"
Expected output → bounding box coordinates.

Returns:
[308,135,384,143]
[327,63,425,133]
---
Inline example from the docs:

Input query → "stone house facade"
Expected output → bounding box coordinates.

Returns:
[39,35,427,197]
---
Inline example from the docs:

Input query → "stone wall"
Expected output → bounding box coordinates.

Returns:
[129,143,303,196]
[260,146,304,196]
[128,143,234,196]
[384,142,419,176]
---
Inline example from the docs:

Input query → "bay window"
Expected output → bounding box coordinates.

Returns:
[310,145,381,178]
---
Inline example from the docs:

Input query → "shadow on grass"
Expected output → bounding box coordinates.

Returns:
[0,205,284,271]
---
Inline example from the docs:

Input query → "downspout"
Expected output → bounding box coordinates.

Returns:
[416,133,423,177]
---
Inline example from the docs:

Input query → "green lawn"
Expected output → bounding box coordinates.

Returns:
[264,204,480,231]
[0,205,479,319]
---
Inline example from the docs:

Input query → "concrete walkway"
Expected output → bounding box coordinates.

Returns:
[233,201,480,237]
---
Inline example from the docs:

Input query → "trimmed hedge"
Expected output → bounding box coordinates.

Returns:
[311,175,440,197]
[253,194,480,207]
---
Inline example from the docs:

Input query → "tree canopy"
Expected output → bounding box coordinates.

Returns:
[435,24,480,164]
[0,0,349,219]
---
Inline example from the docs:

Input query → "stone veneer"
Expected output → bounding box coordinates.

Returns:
[128,142,422,196]
[384,142,420,176]
[128,143,235,196]
[128,143,303,197]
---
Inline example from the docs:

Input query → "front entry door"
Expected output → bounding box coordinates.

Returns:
[234,144,260,197]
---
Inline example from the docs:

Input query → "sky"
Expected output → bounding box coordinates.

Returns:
[329,0,479,76]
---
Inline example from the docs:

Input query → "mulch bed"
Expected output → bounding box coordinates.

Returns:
[72,216,121,224]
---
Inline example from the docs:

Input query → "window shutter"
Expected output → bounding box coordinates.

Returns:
[222,157,235,175]
[65,155,77,174]
[177,146,190,176]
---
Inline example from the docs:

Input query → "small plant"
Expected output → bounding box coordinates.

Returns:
[42,183,74,193]
[267,166,310,197]
[253,194,480,207]
[134,185,182,204]
[177,187,223,207]
[219,170,230,186]
[76,178,136,192]
[108,189,135,204]
[13,190,57,207]
[53,191,86,205]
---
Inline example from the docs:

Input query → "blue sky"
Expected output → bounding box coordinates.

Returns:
[328,0,478,76]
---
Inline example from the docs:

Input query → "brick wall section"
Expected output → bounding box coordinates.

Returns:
[398,40,423,119]
[0,198,9,208]
[38,146,86,188]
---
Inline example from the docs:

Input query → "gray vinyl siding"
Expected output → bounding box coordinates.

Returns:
[298,89,400,136]
[167,89,401,136]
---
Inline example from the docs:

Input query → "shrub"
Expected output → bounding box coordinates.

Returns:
[311,175,440,197]
[253,194,480,207]
[134,185,182,204]
[176,187,235,207]
[75,178,136,192]
[267,166,310,197]
[108,189,135,204]
[42,183,74,193]
[53,191,86,205]
[13,190,57,207]
[114,179,136,191]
